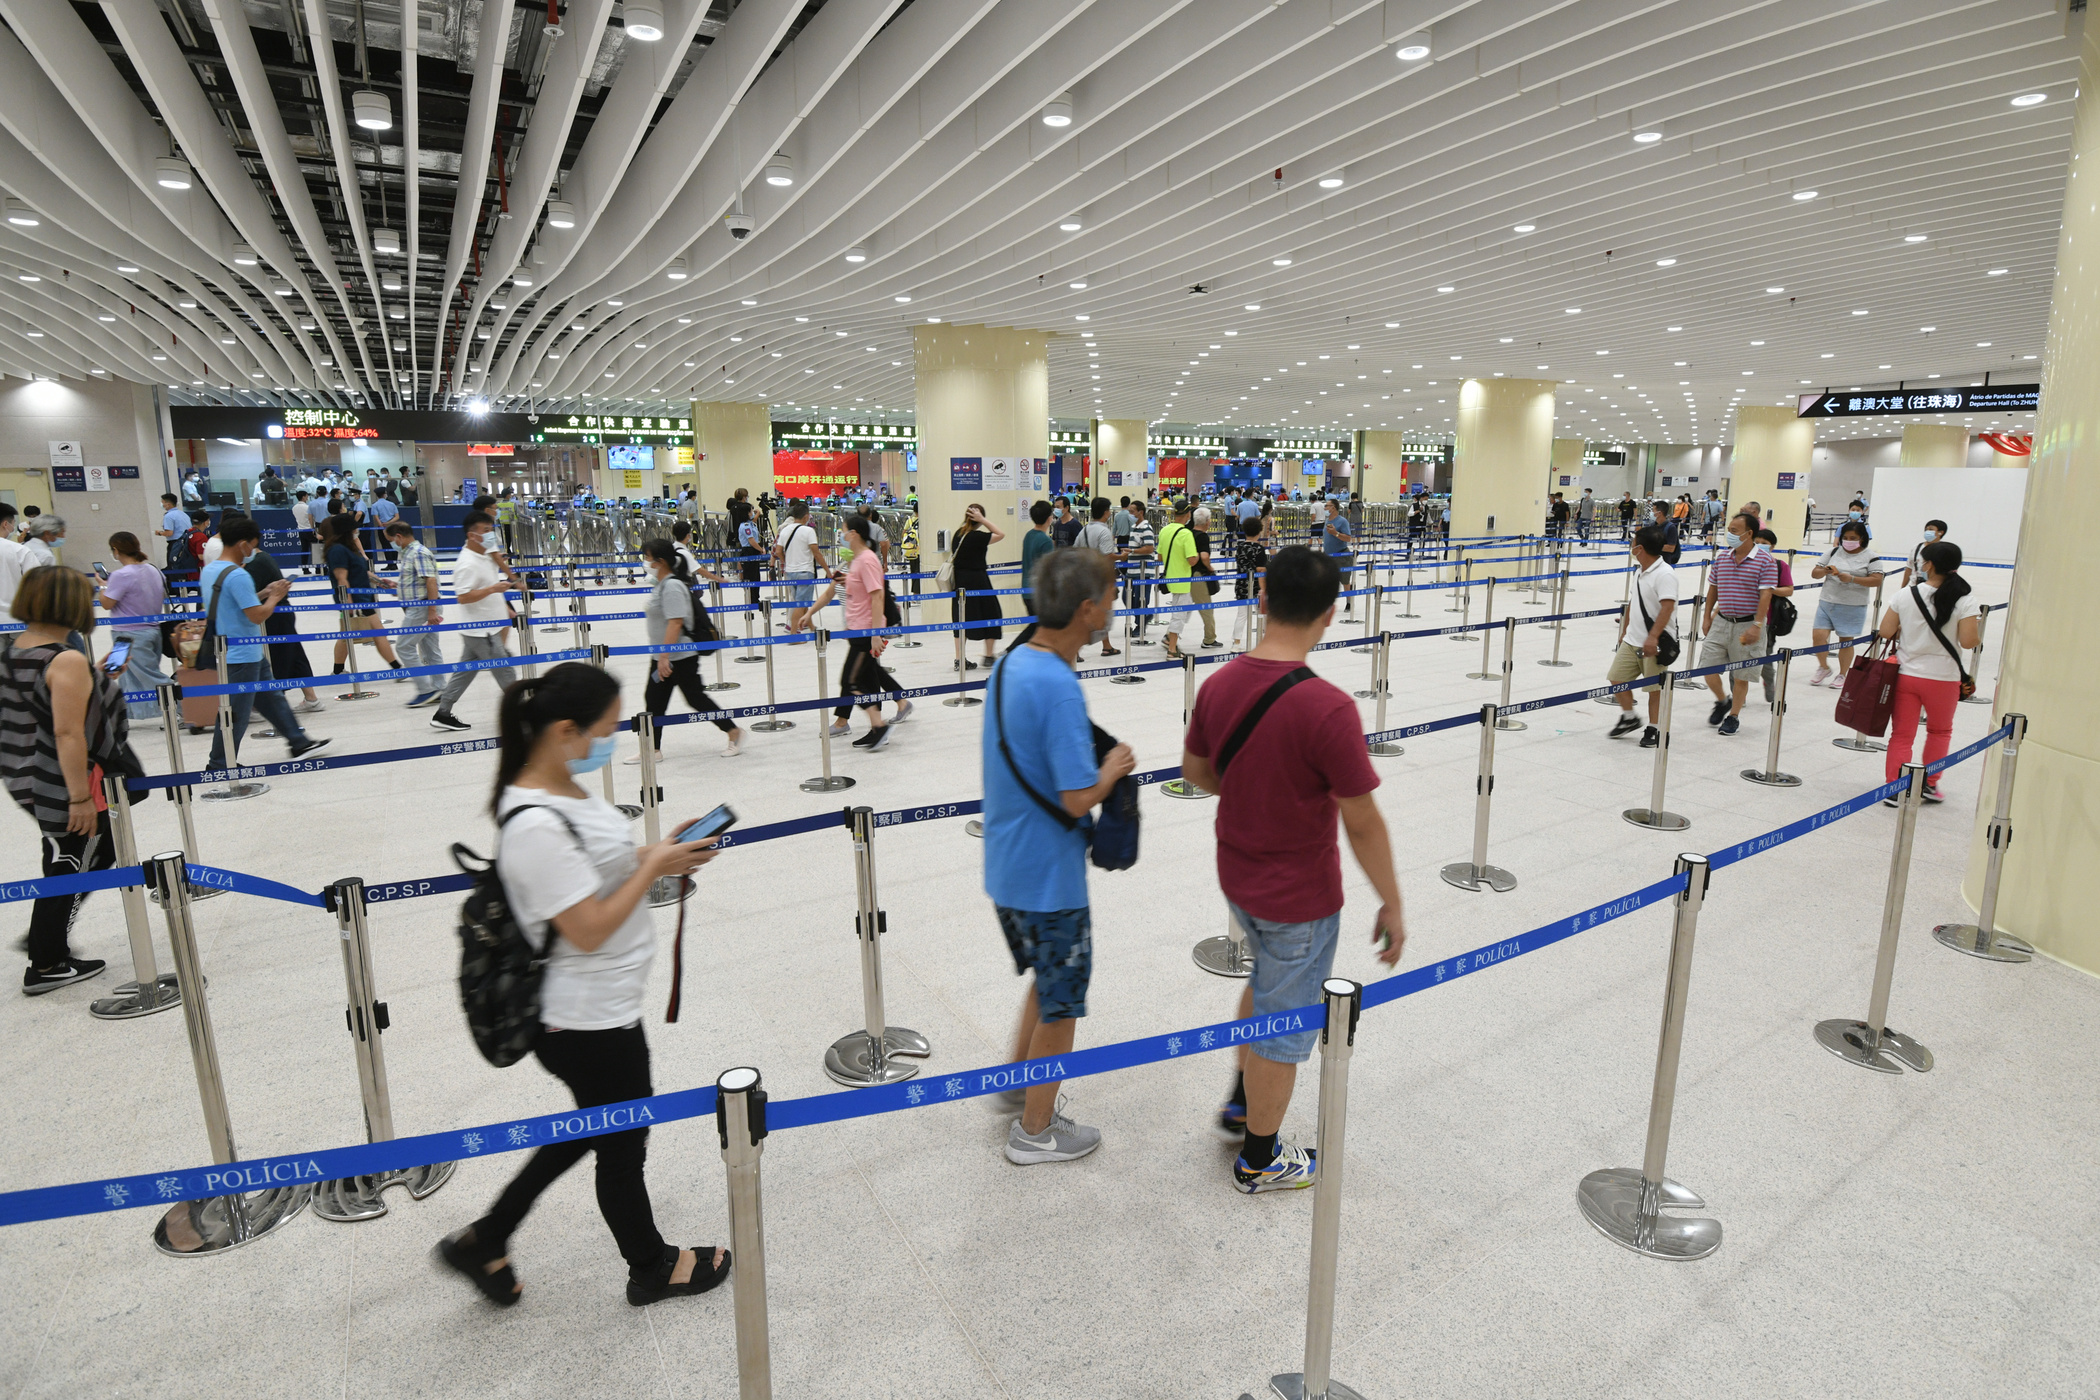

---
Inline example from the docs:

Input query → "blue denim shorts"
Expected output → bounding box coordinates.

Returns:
[787,571,816,606]
[996,906,1093,1021]
[1813,599,1868,639]
[1231,905,1342,1064]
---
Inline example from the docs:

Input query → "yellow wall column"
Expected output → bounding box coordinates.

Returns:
[1451,378,1556,538]
[1899,423,1968,470]
[1093,418,1147,500]
[1726,406,1812,549]
[1358,430,1408,499]
[691,400,773,510]
[915,323,1048,624]
[1961,18,2100,975]
[1550,437,1585,495]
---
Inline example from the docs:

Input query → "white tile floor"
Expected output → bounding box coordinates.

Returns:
[5,557,2089,1400]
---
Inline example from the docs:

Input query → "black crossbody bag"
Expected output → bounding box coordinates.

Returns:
[1635,573,1680,667]
[1911,585,1975,699]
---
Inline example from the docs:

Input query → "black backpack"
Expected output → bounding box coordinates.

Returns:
[451,805,580,1068]
[684,581,721,643]
[1768,593,1797,638]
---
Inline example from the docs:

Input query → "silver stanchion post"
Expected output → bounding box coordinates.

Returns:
[1445,546,1467,611]
[1397,545,1417,618]
[704,580,739,691]
[1350,569,1380,655]
[800,631,856,794]
[1448,561,1475,637]
[514,583,539,680]
[1256,978,1367,1400]
[823,806,928,1084]
[1440,704,1516,892]
[1959,603,1993,704]
[1624,676,1690,830]
[1934,713,2032,961]
[750,603,793,732]
[90,773,181,1019]
[146,851,310,1255]
[1493,617,1525,730]
[736,577,771,664]
[152,680,221,902]
[716,1067,772,1400]
[944,590,984,707]
[1161,654,1211,800]
[1192,904,1253,978]
[336,584,380,700]
[893,569,923,648]
[1576,853,1722,1261]
[1540,569,1574,663]
[199,636,268,802]
[1112,571,1147,684]
[1673,561,1709,690]
[1366,632,1403,758]
[1740,648,1802,787]
[1814,762,1935,1073]
[1466,579,1498,674]
[635,712,690,907]
[312,876,456,1222]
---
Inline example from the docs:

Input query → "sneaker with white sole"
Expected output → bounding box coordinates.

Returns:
[1607,712,1642,739]
[429,711,470,732]
[23,958,106,996]
[828,720,851,738]
[1233,1138,1318,1194]
[722,735,742,757]
[891,699,914,725]
[291,699,326,714]
[851,725,891,751]
[1005,1110,1102,1165]
[1810,667,1833,688]
[406,691,441,709]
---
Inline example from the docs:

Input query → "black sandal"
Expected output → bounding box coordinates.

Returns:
[626,1245,732,1307]
[437,1227,521,1306]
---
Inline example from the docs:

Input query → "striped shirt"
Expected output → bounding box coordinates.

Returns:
[1710,545,1778,618]
[0,641,132,831]
[394,541,441,610]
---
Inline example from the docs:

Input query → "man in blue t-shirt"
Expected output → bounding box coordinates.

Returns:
[199,517,329,770]
[981,550,1134,1166]
[1322,502,1354,612]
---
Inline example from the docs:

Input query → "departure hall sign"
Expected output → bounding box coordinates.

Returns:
[1796,384,2040,417]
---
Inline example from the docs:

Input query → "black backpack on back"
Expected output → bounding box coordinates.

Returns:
[451,805,579,1068]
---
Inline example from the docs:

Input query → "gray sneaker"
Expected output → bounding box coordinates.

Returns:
[1004,1110,1102,1165]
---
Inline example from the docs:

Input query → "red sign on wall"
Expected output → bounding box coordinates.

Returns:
[1157,456,1188,487]
[773,450,862,494]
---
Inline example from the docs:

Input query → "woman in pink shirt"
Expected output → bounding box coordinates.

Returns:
[805,514,910,750]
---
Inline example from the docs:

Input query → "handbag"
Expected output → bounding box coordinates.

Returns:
[171,566,234,669]
[991,653,1138,870]
[1833,636,1901,737]
[1635,575,1680,668]
[1769,593,1797,638]
[1911,585,1976,700]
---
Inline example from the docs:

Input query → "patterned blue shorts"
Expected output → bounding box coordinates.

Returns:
[996,906,1093,1022]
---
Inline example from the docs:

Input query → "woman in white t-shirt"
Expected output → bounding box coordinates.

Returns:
[437,662,729,1308]
[1875,540,1981,803]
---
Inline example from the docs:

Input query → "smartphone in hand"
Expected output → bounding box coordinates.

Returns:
[674,804,738,845]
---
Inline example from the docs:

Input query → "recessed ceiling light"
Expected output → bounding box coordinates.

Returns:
[1245,303,1261,311]
[16,273,38,283]
[2011,92,2047,107]
[1394,33,1431,61]
[1987,268,2009,276]
[1512,224,1535,234]
[1667,326,1682,332]
[1852,308,1869,315]
[1655,257,1676,266]
[1633,131,1662,143]
[1068,280,1088,290]
[1977,341,1993,347]
[1041,92,1074,128]
[741,298,757,306]
[1792,190,1818,201]
[1318,174,1345,189]
[1436,286,1454,294]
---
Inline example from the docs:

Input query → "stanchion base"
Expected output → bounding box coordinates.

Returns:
[1575,1168,1722,1261]
[965,819,983,838]
[893,639,923,649]
[700,681,741,692]
[1495,718,1527,732]
[1367,741,1405,758]
[90,973,181,1020]
[1110,674,1147,685]
[1160,779,1211,801]
[1440,861,1517,893]
[1353,687,1378,698]
[337,688,381,701]
[1449,631,1474,641]
[734,655,769,665]
[200,781,270,803]
[1740,768,1803,787]
[750,719,795,732]
[1813,1018,1932,1073]
[1350,643,1377,654]
[153,1186,310,1257]
[1623,807,1691,831]
[1263,1375,1367,1400]
[800,775,857,793]
[1538,659,1573,667]
[1465,669,1495,680]
[1192,935,1251,979]
[1832,735,1887,752]
[1957,691,1990,704]
[1931,922,2033,963]
[647,875,692,908]
[942,696,984,707]
[823,1028,931,1087]
[311,1161,457,1223]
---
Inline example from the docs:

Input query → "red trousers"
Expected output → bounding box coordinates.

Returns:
[1885,673,1959,788]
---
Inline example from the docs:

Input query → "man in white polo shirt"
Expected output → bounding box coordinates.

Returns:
[428,510,517,732]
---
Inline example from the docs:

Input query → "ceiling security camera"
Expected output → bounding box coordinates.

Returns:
[527,412,540,424]
[724,212,754,240]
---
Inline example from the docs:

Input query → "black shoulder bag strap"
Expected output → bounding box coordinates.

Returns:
[1215,666,1316,775]
[195,565,235,666]
[1910,585,1971,687]
[992,652,1083,832]
[1635,567,1657,635]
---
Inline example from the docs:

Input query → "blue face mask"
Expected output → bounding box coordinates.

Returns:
[566,734,617,775]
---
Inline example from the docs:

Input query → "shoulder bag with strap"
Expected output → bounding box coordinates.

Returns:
[991,652,1138,870]
[1634,570,1681,667]
[173,565,236,669]
[1910,585,1976,699]
[1213,665,1316,776]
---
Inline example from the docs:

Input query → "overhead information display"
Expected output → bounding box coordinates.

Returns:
[1797,385,2039,418]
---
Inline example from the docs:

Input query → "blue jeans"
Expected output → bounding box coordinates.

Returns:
[113,627,166,720]
[1230,905,1342,1064]
[205,656,309,770]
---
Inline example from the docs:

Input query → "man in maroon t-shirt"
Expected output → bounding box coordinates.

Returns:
[1181,545,1407,1194]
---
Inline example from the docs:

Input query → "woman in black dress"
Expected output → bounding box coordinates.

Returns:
[243,532,326,714]
[950,503,1005,670]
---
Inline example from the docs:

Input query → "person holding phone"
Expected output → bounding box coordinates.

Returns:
[633,538,742,760]
[95,532,167,724]
[950,501,1005,669]
[439,662,730,1307]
